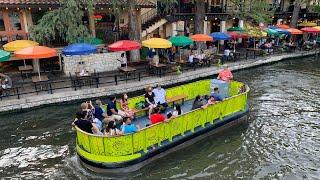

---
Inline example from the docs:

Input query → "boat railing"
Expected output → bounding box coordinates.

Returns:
[75,80,249,164]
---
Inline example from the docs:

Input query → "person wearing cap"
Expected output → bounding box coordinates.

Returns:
[217,65,233,82]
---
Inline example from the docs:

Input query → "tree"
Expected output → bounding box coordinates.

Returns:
[229,0,275,25]
[290,0,310,27]
[194,0,206,34]
[31,0,96,45]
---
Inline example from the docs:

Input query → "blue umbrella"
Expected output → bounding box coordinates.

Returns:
[62,43,97,56]
[268,26,278,29]
[210,32,231,41]
[275,28,290,35]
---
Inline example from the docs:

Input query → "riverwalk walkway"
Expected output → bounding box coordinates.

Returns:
[0,50,317,113]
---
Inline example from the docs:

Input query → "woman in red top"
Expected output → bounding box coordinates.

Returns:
[217,65,233,82]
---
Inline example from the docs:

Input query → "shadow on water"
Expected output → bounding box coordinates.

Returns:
[0,57,319,179]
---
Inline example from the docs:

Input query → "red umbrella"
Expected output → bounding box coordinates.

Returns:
[228,31,249,39]
[108,40,141,52]
[301,27,320,33]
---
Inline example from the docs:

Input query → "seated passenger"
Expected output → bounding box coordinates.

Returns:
[94,99,114,123]
[172,104,183,117]
[121,117,140,134]
[73,111,101,135]
[202,96,216,109]
[145,86,157,117]
[119,93,135,119]
[152,84,168,110]
[81,101,103,131]
[104,121,122,137]
[217,65,233,82]
[107,96,124,121]
[191,95,205,110]
[210,87,223,102]
[150,107,166,124]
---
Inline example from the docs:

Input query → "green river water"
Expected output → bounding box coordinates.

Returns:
[0,56,319,179]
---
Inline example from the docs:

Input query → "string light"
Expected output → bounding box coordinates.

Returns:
[5,7,8,10]
[28,7,31,10]
[39,7,42,10]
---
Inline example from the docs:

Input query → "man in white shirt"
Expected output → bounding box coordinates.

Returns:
[152,84,168,110]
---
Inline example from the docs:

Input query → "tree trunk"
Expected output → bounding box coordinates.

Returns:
[194,0,205,34]
[290,0,301,28]
[128,0,141,61]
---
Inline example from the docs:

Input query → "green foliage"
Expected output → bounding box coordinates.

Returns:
[30,0,96,44]
[158,0,178,13]
[313,5,320,13]
[229,0,275,24]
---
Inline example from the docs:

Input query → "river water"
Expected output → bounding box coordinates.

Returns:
[0,57,319,179]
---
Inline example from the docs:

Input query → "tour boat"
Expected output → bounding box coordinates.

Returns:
[74,79,249,173]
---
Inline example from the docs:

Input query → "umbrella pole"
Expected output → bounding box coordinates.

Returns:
[179,47,182,62]
[37,59,41,80]
[23,60,26,67]
[217,43,220,54]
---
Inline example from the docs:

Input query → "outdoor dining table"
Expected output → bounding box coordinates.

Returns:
[118,67,137,82]
[32,75,50,94]
[75,72,93,88]
[18,65,33,79]
[150,63,167,78]
[246,48,262,59]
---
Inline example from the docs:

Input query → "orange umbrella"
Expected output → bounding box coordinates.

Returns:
[14,46,57,79]
[276,24,290,29]
[286,28,303,35]
[190,34,213,42]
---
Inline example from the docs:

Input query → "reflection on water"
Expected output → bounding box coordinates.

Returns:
[0,57,319,179]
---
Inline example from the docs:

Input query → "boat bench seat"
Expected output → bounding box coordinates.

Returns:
[130,94,188,116]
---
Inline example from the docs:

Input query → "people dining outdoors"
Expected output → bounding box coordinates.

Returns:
[119,93,135,119]
[222,47,231,64]
[117,53,127,67]
[188,51,195,67]
[152,84,168,110]
[145,86,157,117]
[217,65,233,82]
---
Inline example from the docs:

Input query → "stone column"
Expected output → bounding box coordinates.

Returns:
[220,20,226,45]
[21,10,29,33]
[238,19,244,43]
[172,22,177,36]
[204,21,208,34]
[277,18,283,25]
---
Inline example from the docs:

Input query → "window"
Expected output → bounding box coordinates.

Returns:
[0,11,5,31]
[8,11,22,30]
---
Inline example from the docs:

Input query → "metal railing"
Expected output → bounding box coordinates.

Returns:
[141,8,158,25]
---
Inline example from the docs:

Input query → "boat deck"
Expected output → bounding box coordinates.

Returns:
[132,100,195,128]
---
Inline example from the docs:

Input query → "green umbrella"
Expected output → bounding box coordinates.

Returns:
[227,26,245,32]
[0,50,11,62]
[265,28,279,36]
[169,36,193,46]
[169,36,193,62]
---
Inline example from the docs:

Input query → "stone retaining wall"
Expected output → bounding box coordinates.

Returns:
[0,51,316,113]
[63,52,123,75]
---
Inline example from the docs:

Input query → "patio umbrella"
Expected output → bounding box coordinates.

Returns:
[301,27,320,33]
[275,28,290,35]
[3,40,39,52]
[227,26,245,32]
[169,36,193,61]
[228,31,249,39]
[314,26,320,30]
[298,22,317,27]
[142,38,172,49]
[108,40,141,68]
[108,40,141,52]
[276,24,290,29]
[265,28,279,36]
[0,50,11,62]
[287,28,303,35]
[190,34,213,42]
[268,26,278,29]
[210,32,231,53]
[168,36,193,46]
[62,43,97,56]
[14,46,57,79]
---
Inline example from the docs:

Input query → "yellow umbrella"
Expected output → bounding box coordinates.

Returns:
[314,26,320,30]
[3,40,39,52]
[298,22,317,27]
[142,38,172,49]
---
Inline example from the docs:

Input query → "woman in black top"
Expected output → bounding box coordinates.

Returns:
[145,86,157,118]
[72,111,100,134]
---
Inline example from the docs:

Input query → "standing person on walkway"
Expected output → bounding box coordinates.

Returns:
[217,65,233,82]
